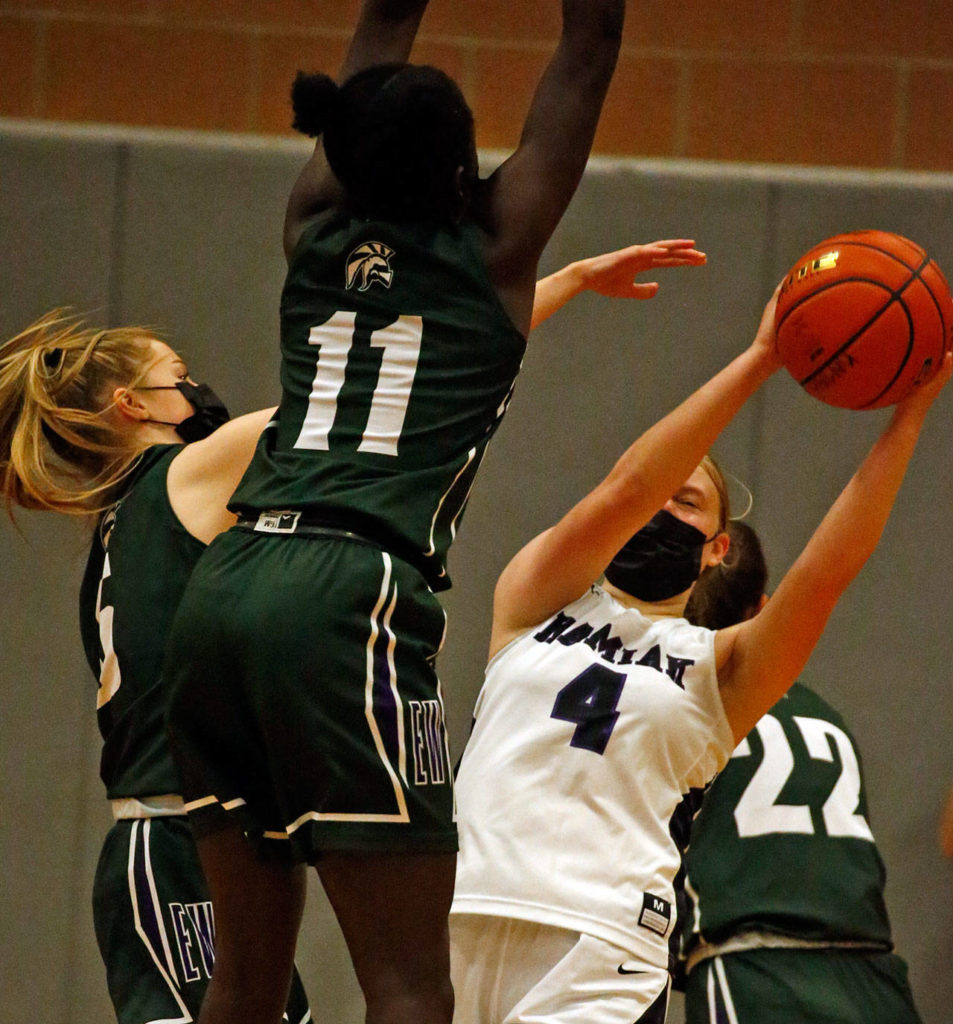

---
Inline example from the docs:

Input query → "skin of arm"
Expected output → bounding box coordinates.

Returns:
[283,0,430,258]
[715,350,953,743]
[474,0,626,331]
[530,240,707,331]
[489,289,782,658]
[165,407,276,544]
[286,0,626,332]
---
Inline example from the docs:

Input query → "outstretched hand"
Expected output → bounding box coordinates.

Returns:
[576,239,707,300]
[895,346,953,418]
[749,281,784,373]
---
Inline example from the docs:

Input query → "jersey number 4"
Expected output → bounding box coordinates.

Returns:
[551,665,626,755]
[732,714,874,841]
[295,310,423,456]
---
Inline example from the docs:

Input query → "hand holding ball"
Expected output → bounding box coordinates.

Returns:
[774,230,952,409]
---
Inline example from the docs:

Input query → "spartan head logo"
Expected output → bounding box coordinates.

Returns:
[346,241,395,292]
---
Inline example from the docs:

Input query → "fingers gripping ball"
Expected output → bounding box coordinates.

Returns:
[774,230,952,409]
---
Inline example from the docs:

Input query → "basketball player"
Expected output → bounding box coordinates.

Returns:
[162,0,631,1019]
[0,230,698,1023]
[449,289,952,1023]
[160,0,634,1015]
[0,314,310,1024]
[681,521,922,1024]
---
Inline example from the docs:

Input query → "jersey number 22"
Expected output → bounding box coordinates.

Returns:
[732,714,874,841]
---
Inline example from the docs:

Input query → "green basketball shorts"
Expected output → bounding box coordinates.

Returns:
[684,948,921,1024]
[165,528,457,861]
[93,816,310,1023]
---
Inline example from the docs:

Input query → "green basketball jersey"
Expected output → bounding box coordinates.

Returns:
[683,683,893,950]
[229,212,526,590]
[79,445,204,800]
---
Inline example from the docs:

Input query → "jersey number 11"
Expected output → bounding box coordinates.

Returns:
[294,310,423,456]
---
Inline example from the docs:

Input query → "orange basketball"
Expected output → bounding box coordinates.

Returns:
[774,230,952,409]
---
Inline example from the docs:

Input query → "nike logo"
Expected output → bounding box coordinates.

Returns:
[617,964,646,975]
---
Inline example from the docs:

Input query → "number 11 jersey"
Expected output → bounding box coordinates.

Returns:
[229,210,526,590]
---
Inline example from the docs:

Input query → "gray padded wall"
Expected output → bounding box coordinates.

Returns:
[0,129,121,1024]
[1,119,951,1024]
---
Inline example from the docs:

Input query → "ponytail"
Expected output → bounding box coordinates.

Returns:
[686,519,767,630]
[0,311,156,516]
[291,71,341,138]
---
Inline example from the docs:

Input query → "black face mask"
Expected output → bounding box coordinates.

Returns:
[139,381,231,442]
[603,509,718,603]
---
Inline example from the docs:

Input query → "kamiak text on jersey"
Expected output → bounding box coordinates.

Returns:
[534,612,695,689]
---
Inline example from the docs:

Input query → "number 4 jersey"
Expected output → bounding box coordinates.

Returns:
[229,211,526,591]
[682,682,893,955]
[452,586,735,971]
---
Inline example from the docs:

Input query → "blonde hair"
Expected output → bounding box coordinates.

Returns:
[700,453,730,533]
[0,310,160,516]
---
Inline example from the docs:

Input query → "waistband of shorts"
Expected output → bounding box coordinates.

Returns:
[111,794,186,820]
[686,930,892,972]
[234,512,380,546]
[233,510,443,590]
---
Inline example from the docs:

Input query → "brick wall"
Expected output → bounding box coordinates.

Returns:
[1,0,950,170]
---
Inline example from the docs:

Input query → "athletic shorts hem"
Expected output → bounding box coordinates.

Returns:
[186,799,457,860]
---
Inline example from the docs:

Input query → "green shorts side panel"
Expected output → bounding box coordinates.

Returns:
[684,948,921,1024]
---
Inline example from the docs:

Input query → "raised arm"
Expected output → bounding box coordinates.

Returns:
[716,351,953,743]
[284,0,429,257]
[476,0,626,329]
[531,240,707,331]
[490,289,781,656]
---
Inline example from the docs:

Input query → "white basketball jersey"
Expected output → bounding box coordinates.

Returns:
[452,586,734,969]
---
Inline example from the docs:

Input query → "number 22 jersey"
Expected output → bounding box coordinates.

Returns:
[229,210,526,590]
[683,682,894,953]
[452,585,735,970]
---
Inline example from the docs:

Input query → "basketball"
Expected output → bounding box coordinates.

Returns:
[774,230,952,409]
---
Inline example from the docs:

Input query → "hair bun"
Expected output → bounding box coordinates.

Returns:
[291,72,341,138]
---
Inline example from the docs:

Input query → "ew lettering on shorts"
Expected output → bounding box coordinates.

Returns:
[409,699,447,785]
[169,901,215,982]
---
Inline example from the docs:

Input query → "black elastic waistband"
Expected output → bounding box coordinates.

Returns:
[232,510,442,590]
[234,512,379,548]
